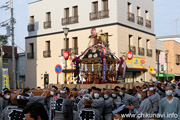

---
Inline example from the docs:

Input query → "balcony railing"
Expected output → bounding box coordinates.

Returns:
[146,19,151,28]
[61,48,79,56]
[28,24,35,32]
[43,50,51,58]
[138,47,144,56]
[137,16,143,25]
[147,49,152,57]
[62,17,71,25]
[99,10,109,19]
[44,21,51,29]
[27,52,34,59]
[71,16,79,24]
[127,12,135,22]
[89,12,99,21]
[129,46,136,55]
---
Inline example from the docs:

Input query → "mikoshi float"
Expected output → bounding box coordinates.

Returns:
[72,29,126,84]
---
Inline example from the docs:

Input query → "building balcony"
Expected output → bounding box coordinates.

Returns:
[147,49,152,57]
[27,24,34,32]
[99,10,109,19]
[62,17,71,25]
[138,47,144,56]
[27,52,34,59]
[89,12,99,21]
[129,46,136,55]
[71,16,79,24]
[146,19,151,28]
[43,50,51,58]
[137,16,143,25]
[127,12,135,22]
[61,48,79,56]
[44,21,51,29]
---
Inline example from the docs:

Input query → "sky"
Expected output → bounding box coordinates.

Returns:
[0,0,180,53]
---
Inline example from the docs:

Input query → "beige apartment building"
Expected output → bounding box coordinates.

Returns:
[157,35,180,81]
[26,0,156,88]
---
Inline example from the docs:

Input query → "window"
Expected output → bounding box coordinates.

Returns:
[137,7,141,16]
[65,8,69,18]
[30,16,34,24]
[138,37,142,47]
[145,10,149,19]
[128,2,131,13]
[146,39,150,49]
[102,0,108,11]
[129,35,133,47]
[45,41,50,51]
[73,6,78,17]
[3,59,8,64]
[46,12,51,21]
[73,37,78,49]
[93,2,98,12]
[29,43,34,53]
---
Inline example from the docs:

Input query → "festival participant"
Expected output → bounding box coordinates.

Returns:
[148,85,161,114]
[54,89,73,120]
[76,94,101,120]
[134,87,153,120]
[24,102,48,120]
[111,89,122,109]
[119,87,139,112]
[77,89,89,111]
[70,88,79,120]
[159,86,180,120]
[44,86,58,120]
[91,88,104,116]
[2,93,30,120]
[103,90,113,120]
[0,89,11,115]
[23,87,34,97]
[175,83,180,99]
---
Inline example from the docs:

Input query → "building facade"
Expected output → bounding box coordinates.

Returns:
[157,35,180,81]
[2,46,17,89]
[16,53,26,88]
[26,0,156,88]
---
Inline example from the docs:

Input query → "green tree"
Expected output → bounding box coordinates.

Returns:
[0,35,8,45]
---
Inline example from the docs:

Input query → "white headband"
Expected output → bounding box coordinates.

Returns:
[60,90,66,93]
[149,87,155,91]
[142,88,148,92]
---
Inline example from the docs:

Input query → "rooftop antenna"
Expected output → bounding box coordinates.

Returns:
[174,18,179,35]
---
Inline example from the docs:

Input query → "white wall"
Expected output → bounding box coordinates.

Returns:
[28,0,118,36]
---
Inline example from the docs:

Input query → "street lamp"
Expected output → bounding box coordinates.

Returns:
[63,26,69,84]
[165,49,169,81]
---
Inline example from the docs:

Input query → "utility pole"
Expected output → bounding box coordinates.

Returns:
[0,46,3,91]
[10,0,16,89]
[175,18,179,35]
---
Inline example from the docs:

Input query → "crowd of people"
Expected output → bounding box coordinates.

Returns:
[0,80,180,120]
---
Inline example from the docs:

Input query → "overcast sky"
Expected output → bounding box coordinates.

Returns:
[0,0,180,53]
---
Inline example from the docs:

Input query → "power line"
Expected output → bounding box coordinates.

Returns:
[7,38,25,52]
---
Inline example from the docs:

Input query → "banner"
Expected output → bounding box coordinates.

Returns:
[2,68,10,89]
[126,57,146,69]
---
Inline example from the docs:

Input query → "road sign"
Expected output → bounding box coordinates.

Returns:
[55,64,62,74]
[148,67,154,73]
